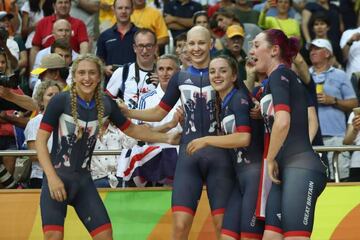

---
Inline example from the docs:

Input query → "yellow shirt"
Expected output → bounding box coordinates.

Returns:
[99,0,116,32]
[258,11,301,39]
[131,6,169,40]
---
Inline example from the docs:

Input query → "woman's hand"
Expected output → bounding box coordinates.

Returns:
[250,101,262,119]
[47,174,67,202]
[267,159,281,184]
[116,99,130,117]
[353,115,360,131]
[186,137,208,155]
[170,106,184,128]
[167,131,181,145]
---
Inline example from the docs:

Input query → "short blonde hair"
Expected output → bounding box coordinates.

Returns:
[34,80,63,111]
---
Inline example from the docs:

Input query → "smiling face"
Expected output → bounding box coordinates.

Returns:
[73,60,101,101]
[157,58,179,90]
[186,26,212,68]
[209,58,237,98]
[133,32,157,67]
[249,32,274,74]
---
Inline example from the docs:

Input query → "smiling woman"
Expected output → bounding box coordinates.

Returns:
[35,54,180,240]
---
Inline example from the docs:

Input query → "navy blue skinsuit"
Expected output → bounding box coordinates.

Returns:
[260,66,327,237]
[39,92,130,236]
[159,66,235,215]
[220,87,265,239]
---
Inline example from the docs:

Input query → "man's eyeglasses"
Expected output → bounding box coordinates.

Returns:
[135,44,155,51]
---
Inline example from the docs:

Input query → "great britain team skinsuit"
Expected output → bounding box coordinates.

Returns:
[219,87,265,240]
[260,66,327,237]
[159,66,235,215]
[39,92,131,236]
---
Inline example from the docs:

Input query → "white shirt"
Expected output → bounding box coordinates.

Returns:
[91,123,137,180]
[24,114,53,179]
[6,37,19,60]
[340,27,360,79]
[21,1,44,49]
[137,84,182,148]
[347,112,360,168]
[106,62,156,109]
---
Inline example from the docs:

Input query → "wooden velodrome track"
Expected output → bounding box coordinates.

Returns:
[0,183,359,240]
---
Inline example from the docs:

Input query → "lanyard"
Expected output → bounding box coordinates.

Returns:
[221,88,237,109]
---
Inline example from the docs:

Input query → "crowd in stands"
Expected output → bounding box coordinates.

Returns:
[1,0,360,190]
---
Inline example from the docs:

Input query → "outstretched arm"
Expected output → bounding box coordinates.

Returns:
[186,132,251,155]
[120,103,169,122]
[122,123,180,145]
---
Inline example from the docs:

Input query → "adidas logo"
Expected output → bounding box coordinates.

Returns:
[184,78,194,85]
[277,213,282,220]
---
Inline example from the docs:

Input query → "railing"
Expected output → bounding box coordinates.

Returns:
[1,145,360,183]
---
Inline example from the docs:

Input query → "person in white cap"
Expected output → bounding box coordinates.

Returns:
[31,53,68,97]
[309,38,358,181]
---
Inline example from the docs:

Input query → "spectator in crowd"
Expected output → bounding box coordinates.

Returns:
[106,28,158,110]
[0,0,20,35]
[91,120,137,188]
[0,11,19,70]
[31,53,68,96]
[301,0,343,60]
[174,32,187,57]
[340,23,360,79]
[193,10,209,29]
[131,0,169,48]
[99,0,115,33]
[233,0,259,25]
[163,0,203,39]
[30,0,89,70]
[21,0,53,49]
[216,24,247,85]
[208,0,235,18]
[97,0,138,78]
[213,9,262,54]
[137,54,181,132]
[0,49,28,189]
[309,38,358,181]
[252,0,300,21]
[30,19,76,89]
[306,12,342,68]
[258,0,301,39]
[343,107,360,181]
[25,80,63,188]
[70,0,99,50]
[179,44,191,69]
